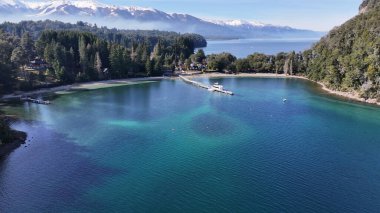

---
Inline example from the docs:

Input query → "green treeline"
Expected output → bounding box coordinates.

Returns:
[0,20,207,49]
[0,27,199,93]
[206,51,304,76]
[304,6,380,99]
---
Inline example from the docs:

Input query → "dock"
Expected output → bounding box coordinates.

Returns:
[21,97,51,105]
[179,75,233,95]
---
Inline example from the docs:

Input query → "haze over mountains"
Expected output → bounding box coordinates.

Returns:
[0,0,323,39]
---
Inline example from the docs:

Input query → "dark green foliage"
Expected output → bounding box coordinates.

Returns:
[0,19,201,92]
[33,29,198,81]
[304,5,380,98]
[246,53,275,73]
[0,31,18,94]
[190,49,206,64]
[217,51,298,74]
[360,0,380,13]
[0,117,13,144]
[207,53,236,71]
[235,58,250,72]
[0,20,207,49]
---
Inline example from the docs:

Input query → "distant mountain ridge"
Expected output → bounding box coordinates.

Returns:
[0,0,323,39]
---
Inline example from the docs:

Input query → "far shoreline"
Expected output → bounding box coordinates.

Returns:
[186,72,380,106]
[1,73,379,107]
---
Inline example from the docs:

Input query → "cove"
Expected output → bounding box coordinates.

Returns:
[1,78,380,212]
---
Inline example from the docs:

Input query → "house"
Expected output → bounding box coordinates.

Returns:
[28,57,49,70]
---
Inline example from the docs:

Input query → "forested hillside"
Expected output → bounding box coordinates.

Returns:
[304,0,380,99]
[0,20,207,49]
[210,0,380,100]
[359,0,380,13]
[0,29,198,93]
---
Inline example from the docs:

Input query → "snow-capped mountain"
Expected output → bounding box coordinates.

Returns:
[0,0,323,39]
[209,19,266,27]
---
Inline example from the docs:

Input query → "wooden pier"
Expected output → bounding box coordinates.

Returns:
[179,75,234,95]
[21,97,51,105]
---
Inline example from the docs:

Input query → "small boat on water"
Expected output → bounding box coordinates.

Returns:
[283,98,287,102]
[212,82,224,90]
[208,82,234,95]
[208,82,224,91]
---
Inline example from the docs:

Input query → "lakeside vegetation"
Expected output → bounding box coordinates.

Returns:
[0,21,206,94]
[0,114,26,148]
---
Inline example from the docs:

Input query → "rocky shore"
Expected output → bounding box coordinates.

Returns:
[0,128,27,157]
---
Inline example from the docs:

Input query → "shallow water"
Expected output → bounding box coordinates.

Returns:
[1,78,380,212]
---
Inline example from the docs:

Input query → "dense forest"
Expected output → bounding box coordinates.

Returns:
[0,22,205,93]
[303,0,380,99]
[0,20,207,49]
[205,51,303,76]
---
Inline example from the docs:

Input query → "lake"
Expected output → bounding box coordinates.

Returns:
[201,38,319,58]
[1,78,380,212]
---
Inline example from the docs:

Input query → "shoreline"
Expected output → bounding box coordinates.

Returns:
[0,72,378,157]
[314,81,379,106]
[1,77,164,101]
[1,73,379,106]
[0,130,27,157]
[186,72,380,106]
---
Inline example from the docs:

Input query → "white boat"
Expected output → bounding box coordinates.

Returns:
[212,82,224,90]
[208,82,234,95]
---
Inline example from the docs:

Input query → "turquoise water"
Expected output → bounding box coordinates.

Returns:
[202,38,319,58]
[1,78,380,212]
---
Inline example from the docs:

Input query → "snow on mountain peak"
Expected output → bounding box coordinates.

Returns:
[20,0,155,11]
[23,0,109,10]
[208,19,266,27]
[0,0,25,7]
[68,0,108,10]
[120,5,156,12]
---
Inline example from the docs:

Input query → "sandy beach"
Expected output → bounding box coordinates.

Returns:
[1,77,164,100]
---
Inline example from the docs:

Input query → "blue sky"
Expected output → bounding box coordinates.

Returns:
[98,0,362,31]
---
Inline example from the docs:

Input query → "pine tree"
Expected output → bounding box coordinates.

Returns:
[152,40,163,59]
[78,36,89,78]
[11,47,28,81]
[153,56,164,76]
[21,32,34,61]
[145,58,153,76]
[94,52,103,80]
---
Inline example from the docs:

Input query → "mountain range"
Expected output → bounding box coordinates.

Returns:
[0,0,323,39]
